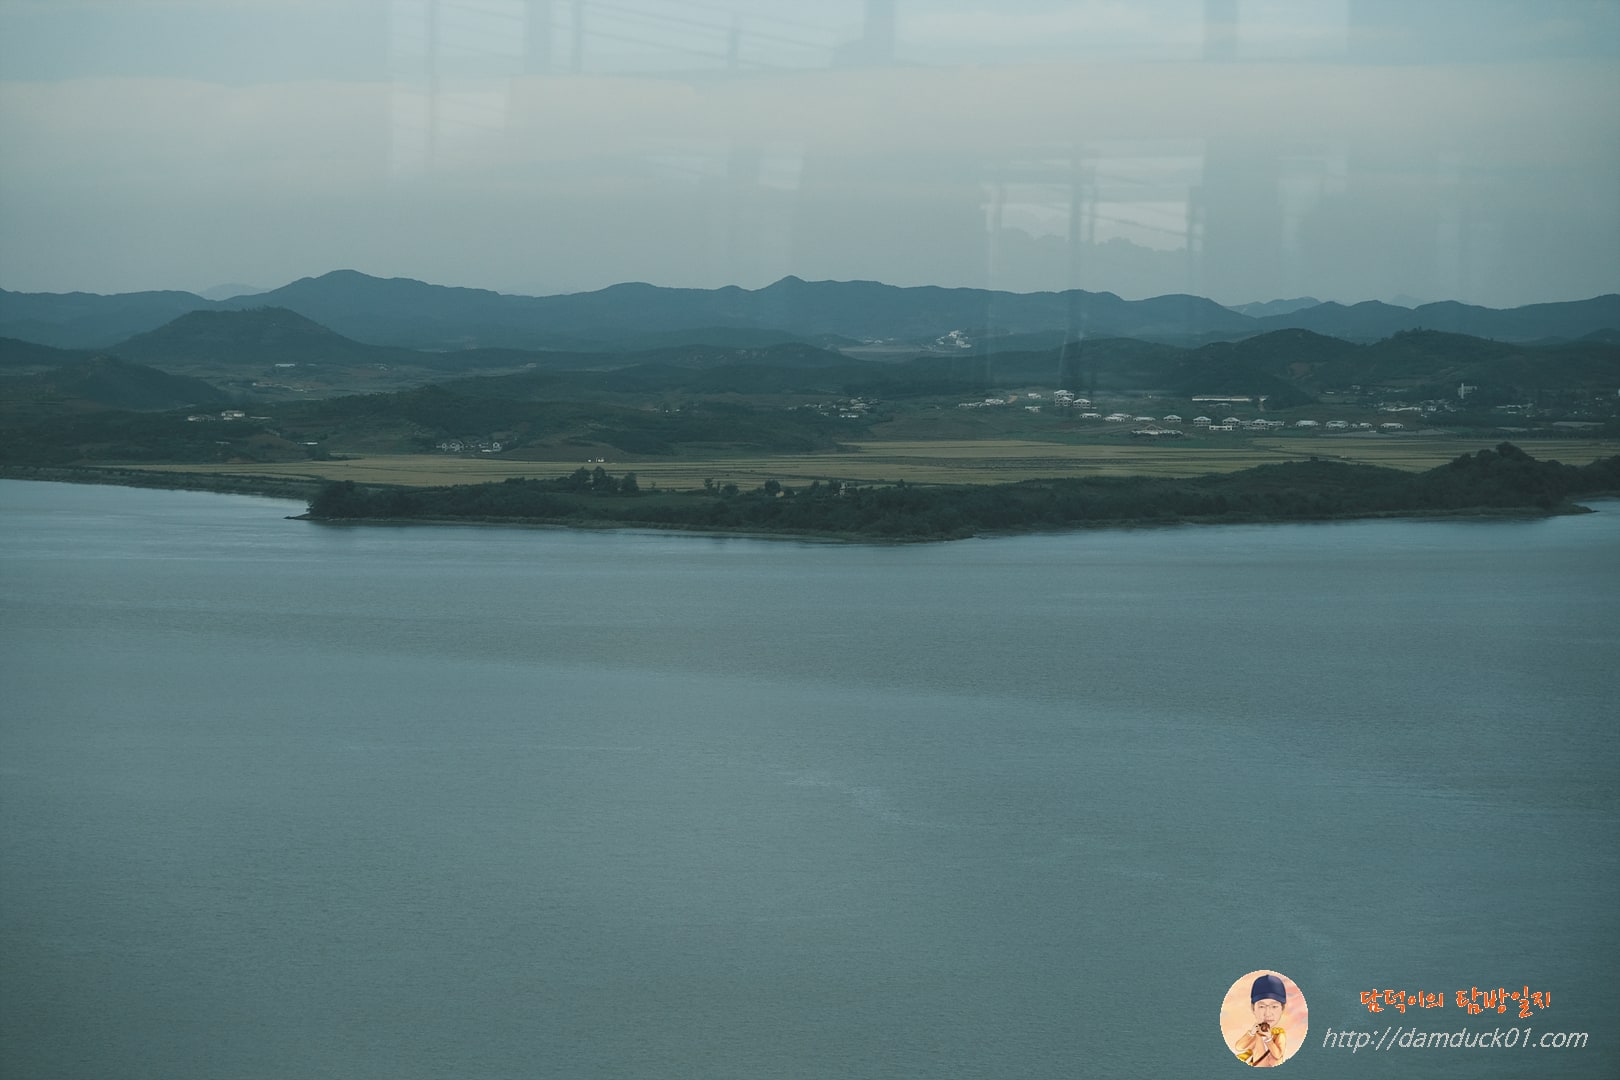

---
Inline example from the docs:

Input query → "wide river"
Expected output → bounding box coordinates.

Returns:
[1,479,1616,1078]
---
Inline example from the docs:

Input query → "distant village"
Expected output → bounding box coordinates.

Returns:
[410,380,1579,457]
[946,388,1432,440]
[937,383,1532,438]
[199,371,1597,460]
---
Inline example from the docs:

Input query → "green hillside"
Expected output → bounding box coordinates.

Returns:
[0,356,228,413]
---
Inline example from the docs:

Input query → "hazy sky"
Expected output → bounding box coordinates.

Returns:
[2,0,1617,306]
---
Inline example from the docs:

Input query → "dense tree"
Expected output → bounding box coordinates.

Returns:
[302,447,1618,541]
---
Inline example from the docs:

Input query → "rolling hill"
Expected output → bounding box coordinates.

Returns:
[0,356,229,412]
[112,307,426,369]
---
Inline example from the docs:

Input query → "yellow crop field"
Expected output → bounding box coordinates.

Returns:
[118,437,1618,491]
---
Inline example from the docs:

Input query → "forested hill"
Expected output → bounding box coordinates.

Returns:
[112,307,425,368]
[0,356,227,412]
[304,445,1620,541]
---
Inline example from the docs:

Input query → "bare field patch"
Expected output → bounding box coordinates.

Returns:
[115,456,540,488]
[116,437,1618,491]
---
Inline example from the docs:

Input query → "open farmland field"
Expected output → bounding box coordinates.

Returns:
[111,436,1620,491]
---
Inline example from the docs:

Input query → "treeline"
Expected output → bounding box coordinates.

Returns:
[309,465,639,519]
[305,444,1620,540]
[280,387,850,456]
[0,409,281,465]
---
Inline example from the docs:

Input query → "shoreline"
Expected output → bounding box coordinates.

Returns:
[5,462,1608,544]
[284,502,1590,544]
[0,464,322,503]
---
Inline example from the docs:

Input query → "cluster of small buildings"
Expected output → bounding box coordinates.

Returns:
[435,438,504,453]
[958,391,1095,410]
[1073,406,1409,435]
[796,397,877,420]
[1176,416,1401,433]
[1195,418,1398,433]
[1103,411,1179,424]
[952,387,1419,434]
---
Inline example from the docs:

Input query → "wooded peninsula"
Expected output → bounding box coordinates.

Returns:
[301,443,1620,541]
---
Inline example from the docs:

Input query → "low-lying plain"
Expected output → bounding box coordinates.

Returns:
[112,437,1620,491]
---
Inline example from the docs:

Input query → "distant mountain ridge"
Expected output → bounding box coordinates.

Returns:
[0,289,216,349]
[1226,297,1322,318]
[69,307,1620,400]
[3,272,1616,352]
[1253,297,1620,343]
[197,282,268,301]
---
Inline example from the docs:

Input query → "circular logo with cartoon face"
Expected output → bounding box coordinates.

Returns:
[1221,970,1307,1067]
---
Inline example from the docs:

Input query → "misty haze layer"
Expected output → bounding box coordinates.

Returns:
[1,1,1616,307]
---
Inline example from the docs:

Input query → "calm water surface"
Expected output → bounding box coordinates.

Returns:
[2,480,1616,1078]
